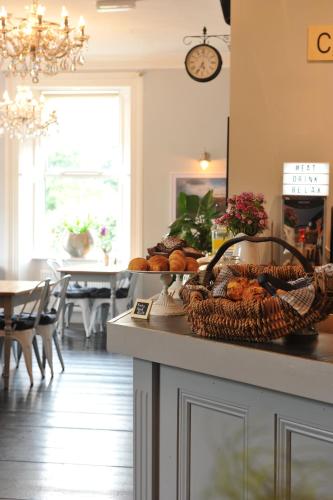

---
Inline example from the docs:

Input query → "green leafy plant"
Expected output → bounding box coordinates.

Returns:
[169,190,219,252]
[63,217,93,234]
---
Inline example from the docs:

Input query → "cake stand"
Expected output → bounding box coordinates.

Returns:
[130,271,195,316]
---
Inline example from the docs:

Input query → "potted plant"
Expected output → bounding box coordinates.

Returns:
[215,192,269,237]
[214,192,269,263]
[169,190,219,253]
[63,218,94,258]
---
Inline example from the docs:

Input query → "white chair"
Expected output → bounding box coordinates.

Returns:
[36,274,71,377]
[46,259,93,337]
[88,271,138,336]
[0,280,50,386]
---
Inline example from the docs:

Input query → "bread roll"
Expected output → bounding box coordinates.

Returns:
[185,257,199,272]
[169,250,186,272]
[128,257,149,271]
[242,280,267,301]
[148,255,169,271]
[227,277,268,302]
[226,277,249,301]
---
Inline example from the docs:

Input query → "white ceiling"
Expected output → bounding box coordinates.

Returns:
[7,0,230,69]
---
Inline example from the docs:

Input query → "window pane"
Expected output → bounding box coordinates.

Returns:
[33,91,131,263]
[43,175,123,256]
[44,95,122,172]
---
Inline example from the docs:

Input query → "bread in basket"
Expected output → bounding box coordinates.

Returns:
[180,236,333,342]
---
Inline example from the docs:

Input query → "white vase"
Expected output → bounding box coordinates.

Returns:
[233,233,261,265]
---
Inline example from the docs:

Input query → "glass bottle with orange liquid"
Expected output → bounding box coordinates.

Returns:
[211,223,230,254]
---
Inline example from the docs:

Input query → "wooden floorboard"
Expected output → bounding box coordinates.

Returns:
[0,327,133,500]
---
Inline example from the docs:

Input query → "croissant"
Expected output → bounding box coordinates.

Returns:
[169,250,186,272]
[148,255,169,271]
[128,257,149,271]
[185,257,199,272]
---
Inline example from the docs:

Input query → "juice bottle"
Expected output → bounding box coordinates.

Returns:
[211,224,229,254]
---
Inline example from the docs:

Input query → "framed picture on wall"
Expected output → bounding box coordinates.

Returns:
[171,173,227,221]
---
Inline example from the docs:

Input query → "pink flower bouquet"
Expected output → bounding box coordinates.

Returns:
[215,192,269,236]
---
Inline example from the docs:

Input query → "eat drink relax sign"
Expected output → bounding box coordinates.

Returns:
[308,26,333,60]
[283,163,330,196]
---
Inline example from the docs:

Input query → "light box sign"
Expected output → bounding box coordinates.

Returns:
[283,162,330,196]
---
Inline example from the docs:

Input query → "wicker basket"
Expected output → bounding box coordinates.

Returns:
[181,235,333,342]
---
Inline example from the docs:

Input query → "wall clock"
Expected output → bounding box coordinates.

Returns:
[185,43,222,82]
[183,26,230,83]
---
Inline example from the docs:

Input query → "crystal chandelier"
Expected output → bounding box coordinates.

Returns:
[0,1,88,83]
[0,86,57,139]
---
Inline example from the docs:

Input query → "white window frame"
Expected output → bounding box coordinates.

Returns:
[34,89,129,261]
[4,71,143,279]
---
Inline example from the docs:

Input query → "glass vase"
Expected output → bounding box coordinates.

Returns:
[103,251,110,267]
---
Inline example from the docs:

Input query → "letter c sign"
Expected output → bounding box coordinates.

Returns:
[308,25,333,60]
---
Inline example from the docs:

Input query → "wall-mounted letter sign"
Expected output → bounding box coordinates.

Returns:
[283,163,330,196]
[308,25,333,60]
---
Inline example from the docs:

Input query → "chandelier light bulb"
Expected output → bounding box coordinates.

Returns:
[61,6,69,17]
[36,4,45,16]
[0,87,58,140]
[2,90,9,103]
[0,1,89,83]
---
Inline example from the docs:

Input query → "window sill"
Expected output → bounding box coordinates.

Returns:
[32,256,100,263]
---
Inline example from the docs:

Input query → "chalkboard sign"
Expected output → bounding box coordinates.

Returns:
[131,299,153,319]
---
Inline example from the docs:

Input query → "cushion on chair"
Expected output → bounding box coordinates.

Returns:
[39,310,57,325]
[116,287,129,299]
[0,313,35,331]
[65,287,98,299]
[87,287,129,299]
[88,287,111,299]
[0,308,57,329]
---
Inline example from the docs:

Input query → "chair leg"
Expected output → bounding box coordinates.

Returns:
[101,304,111,331]
[32,337,45,378]
[64,302,74,328]
[53,331,65,372]
[80,302,92,338]
[88,304,99,336]
[37,325,54,377]
[15,331,34,386]
[42,336,54,378]
[16,342,22,368]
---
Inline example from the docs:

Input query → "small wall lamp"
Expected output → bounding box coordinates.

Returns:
[199,151,211,171]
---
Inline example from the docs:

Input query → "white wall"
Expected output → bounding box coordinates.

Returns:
[141,68,230,296]
[229,0,333,257]
[0,74,8,278]
[142,68,229,249]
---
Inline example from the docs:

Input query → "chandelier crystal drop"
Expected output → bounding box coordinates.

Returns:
[0,1,89,83]
[0,86,57,139]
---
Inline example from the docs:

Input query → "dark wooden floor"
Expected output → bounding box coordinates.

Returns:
[0,328,133,500]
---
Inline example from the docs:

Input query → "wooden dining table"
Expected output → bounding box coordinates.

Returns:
[0,280,42,390]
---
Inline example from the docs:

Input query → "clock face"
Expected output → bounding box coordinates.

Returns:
[185,44,222,82]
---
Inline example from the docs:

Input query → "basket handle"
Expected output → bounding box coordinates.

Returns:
[203,235,314,287]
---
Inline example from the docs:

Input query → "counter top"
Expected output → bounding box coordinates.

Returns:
[107,312,333,405]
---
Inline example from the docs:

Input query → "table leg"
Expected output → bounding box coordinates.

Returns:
[3,298,12,391]
[110,275,117,319]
